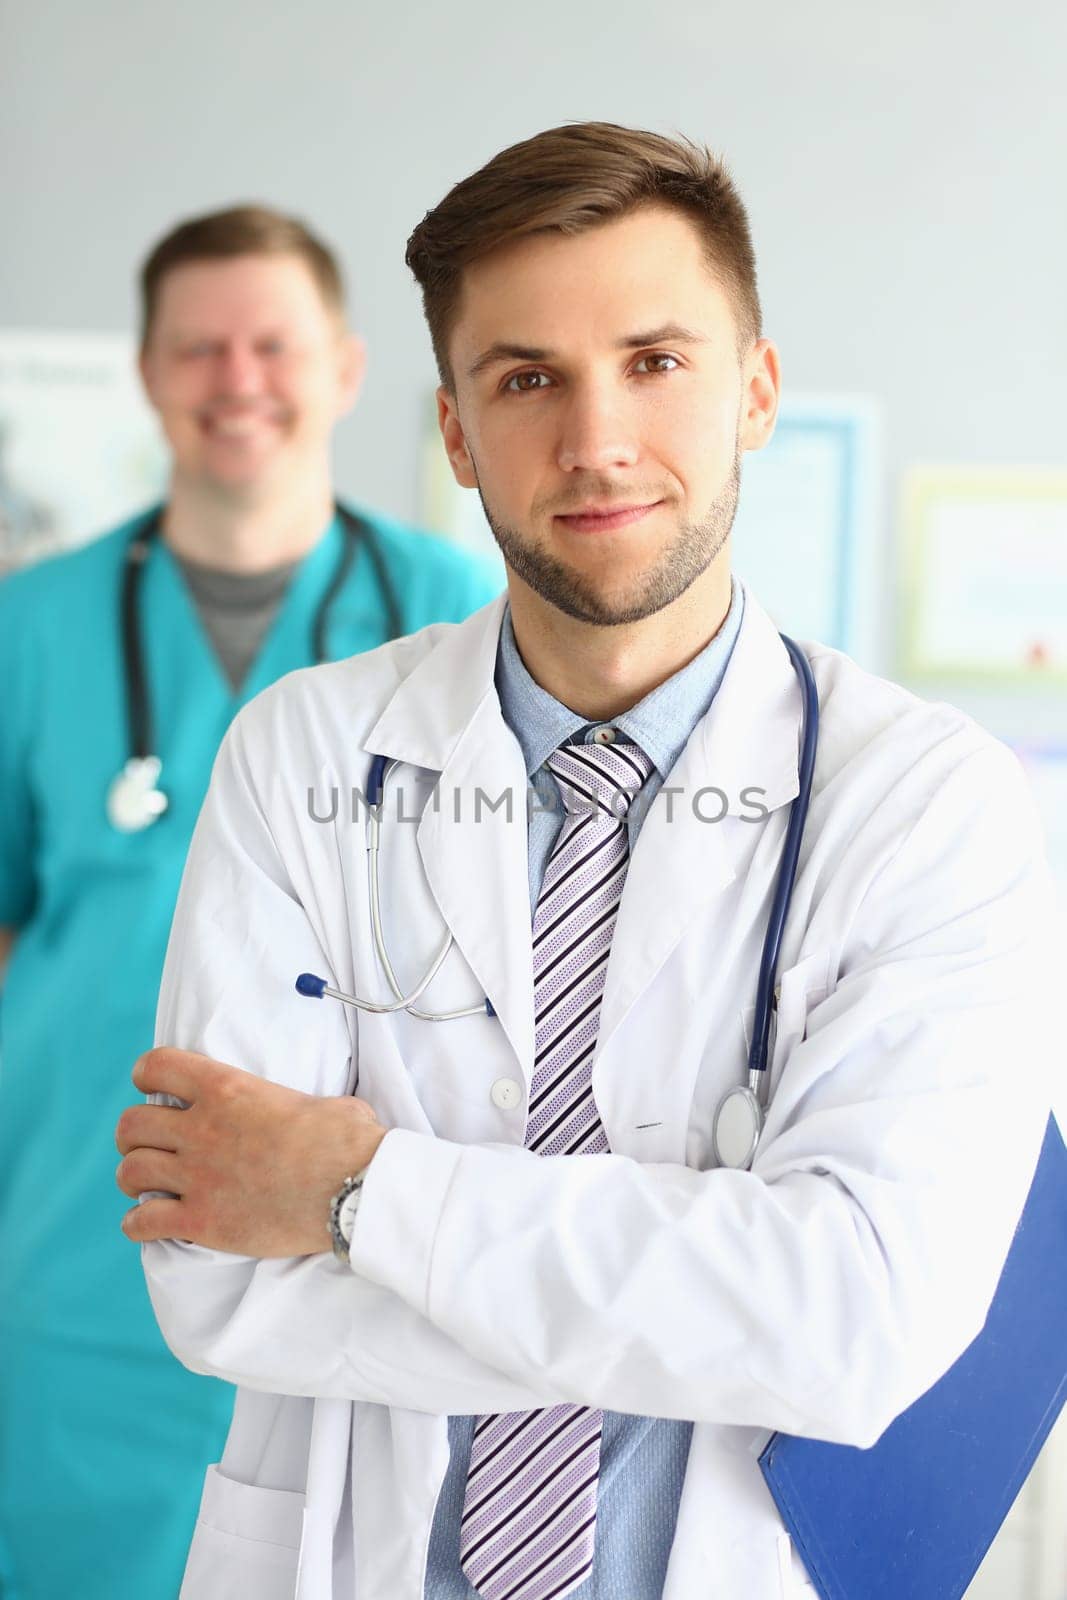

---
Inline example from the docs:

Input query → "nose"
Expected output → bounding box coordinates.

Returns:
[556,382,639,473]
[214,344,263,397]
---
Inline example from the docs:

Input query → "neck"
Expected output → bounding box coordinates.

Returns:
[162,469,335,573]
[508,557,733,720]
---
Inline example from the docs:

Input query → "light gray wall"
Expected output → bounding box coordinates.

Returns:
[4,0,1065,533]
[4,8,1067,1588]
[4,0,1066,747]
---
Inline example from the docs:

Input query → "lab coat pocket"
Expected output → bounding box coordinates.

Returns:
[766,951,831,1095]
[180,1463,304,1599]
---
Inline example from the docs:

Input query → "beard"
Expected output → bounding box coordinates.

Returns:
[474,449,742,627]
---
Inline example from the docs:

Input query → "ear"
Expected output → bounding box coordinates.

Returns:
[436,386,478,489]
[138,344,161,411]
[334,333,367,417]
[738,337,781,454]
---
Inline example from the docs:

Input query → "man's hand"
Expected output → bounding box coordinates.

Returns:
[115,1048,388,1258]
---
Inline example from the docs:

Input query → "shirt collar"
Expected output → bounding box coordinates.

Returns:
[494,577,745,780]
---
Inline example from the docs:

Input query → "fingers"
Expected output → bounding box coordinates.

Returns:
[120,1195,189,1244]
[132,1046,230,1102]
[114,1102,185,1156]
[115,1148,183,1199]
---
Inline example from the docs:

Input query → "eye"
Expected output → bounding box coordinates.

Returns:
[257,338,286,357]
[633,352,680,374]
[503,370,551,393]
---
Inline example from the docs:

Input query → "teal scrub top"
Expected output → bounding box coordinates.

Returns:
[0,506,501,1600]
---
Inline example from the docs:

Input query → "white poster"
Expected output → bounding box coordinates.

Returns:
[0,330,168,574]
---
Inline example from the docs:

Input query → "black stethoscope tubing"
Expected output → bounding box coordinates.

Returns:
[120,501,404,765]
[748,635,819,1081]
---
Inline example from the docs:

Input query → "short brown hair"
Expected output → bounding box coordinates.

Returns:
[139,204,346,345]
[405,121,762,390]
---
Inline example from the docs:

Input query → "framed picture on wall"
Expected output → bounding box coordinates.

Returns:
[899,467,1067,684]
[729,395,881,661]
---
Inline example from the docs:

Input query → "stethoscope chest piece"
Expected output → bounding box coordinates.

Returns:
[108,501,401,837]
[106,756,168,832]
[712,1084,764,1171]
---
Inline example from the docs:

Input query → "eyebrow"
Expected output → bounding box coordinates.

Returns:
[466,323,711,380]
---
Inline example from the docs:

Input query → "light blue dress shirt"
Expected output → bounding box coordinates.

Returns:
[424,580,745,1598]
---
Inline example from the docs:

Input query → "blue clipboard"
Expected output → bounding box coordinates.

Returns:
[760,1112,1067,1600]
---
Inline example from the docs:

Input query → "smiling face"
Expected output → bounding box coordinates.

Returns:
[139,253,364,501]
[438,204,779,627]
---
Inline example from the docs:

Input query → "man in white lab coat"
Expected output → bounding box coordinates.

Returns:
[116,123,1057,1600]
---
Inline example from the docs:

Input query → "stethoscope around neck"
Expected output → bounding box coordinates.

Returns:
[104,502,403,834]
[297,634,820,1171]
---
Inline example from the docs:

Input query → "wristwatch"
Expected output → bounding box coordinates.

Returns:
[328,1169,369,1263]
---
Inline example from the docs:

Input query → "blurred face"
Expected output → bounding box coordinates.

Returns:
[139,253,364,497]
[438,204,779,626]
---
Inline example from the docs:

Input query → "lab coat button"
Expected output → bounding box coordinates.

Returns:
[490,1078,523,1110]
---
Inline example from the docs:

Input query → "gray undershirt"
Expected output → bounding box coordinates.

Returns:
[175,553,299,691]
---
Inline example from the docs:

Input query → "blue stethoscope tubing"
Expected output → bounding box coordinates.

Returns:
[297,633,819,1164]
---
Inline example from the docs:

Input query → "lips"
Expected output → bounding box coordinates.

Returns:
[553,502,661,533]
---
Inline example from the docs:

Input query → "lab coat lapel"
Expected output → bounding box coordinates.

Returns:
[361,590,805,1085]
[364,598,536,1079]
[597,588,803,1055]
[417,700,535,1076]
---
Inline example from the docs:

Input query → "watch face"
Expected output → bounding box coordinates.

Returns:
[338,1179,364,1242]
[331,1172,367,1261]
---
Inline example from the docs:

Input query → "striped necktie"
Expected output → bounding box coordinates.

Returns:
[459,738,655,1600]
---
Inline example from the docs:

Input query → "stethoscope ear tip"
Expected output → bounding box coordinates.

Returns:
[296,972,328,998]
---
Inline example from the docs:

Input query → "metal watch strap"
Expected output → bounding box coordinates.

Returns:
[328,1170,368,1262]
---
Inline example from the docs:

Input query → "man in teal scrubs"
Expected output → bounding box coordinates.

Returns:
[0,205,499,1600]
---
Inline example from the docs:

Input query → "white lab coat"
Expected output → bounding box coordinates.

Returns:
[144,586,1057,1600]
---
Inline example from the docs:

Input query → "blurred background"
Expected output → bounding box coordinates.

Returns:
[2,1,1064,1594]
